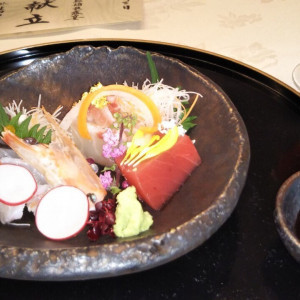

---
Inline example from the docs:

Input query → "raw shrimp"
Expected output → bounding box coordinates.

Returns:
[2,109,106,207]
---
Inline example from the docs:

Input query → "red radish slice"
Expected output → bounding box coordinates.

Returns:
[0,164,37,206]
[35,185,89,240]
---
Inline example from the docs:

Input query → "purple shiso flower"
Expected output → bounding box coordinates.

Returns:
[103,128,119,147]
[102,128,126,159]
[99,171,113,190]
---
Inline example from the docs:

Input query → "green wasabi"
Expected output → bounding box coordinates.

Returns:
[113,186,153,238]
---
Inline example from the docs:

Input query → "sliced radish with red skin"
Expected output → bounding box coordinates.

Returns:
[35,185,89,240]
[0,163,37,206]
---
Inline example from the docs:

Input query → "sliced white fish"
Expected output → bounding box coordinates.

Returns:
[0,202,25,224]
[0,156,47,185]
[0,148,19,159]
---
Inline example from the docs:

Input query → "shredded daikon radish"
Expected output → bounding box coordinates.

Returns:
[5,99,28,118]
[4,95,63,127]
[141,79,202,124]
[27,95,63,127]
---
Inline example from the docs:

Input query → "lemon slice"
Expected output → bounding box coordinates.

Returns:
[78,84,162,139]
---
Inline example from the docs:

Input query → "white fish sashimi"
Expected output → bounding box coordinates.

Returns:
[0,202,25,224]
[0,156,48,185]
[59,88,153,167]
[60,102,114,166]
[26,183,50,214]
[0,148,19,159]
[62,116,113,166]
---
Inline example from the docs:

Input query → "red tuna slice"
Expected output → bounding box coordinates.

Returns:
[116,134,201,210]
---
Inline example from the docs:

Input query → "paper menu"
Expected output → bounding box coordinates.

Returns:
[0,0,143,36]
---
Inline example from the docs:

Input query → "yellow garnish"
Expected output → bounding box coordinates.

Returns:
[91,96,108,109]
[4,125,15,133]
[90,82,103,93]
[89,84,109,109]
[121,126,179,167]
[121,129,149,164]
[77,84,162,139]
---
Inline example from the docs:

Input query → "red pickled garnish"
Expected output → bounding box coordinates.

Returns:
[87,198,116,241]
[105,211,116,225]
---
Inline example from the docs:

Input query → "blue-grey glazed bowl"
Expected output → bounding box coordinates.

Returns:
[275,171,300,263]
[0,45,250,280]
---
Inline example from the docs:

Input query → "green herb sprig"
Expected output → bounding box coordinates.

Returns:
[146,51,160,83]
[146,52,198,131]
[112,112,137,136]
[180,101,198,131]
[0,103,52,144]
[181,115,197,131]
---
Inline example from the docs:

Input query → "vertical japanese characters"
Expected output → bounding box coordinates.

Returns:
[17,0,58,27]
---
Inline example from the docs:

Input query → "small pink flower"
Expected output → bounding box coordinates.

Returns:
[100,171,113,189]
[102,128,127,159]
[103,128,119,147]
[111,144,127,158]
[102,143,113,158]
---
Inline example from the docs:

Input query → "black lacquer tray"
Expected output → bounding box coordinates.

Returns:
[0,40,300,299]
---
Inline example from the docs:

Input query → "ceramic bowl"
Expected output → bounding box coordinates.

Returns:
[0,45,250,280]
[275,171,300,263]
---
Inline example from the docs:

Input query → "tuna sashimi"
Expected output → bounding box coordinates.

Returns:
[116,134,201,210]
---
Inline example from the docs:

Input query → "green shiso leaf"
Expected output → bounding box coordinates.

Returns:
[41,129,52,144]
[28,124,40,138]
[15,115,32,138]
[35,125,47,143]
[146,51,160,83]
[9,112,22,129]
[0,102,52,144]
[181,116,198,131]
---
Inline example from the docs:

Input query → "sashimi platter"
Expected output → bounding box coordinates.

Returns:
[0,45,250,280]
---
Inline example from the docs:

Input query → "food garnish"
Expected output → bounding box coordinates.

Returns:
[0,51,203,241]
[121,126,179,167]
[180,95,199,131]
[102,128,127,159]
[35,186,89,240]
[145,52,199,131]
[77,84,162,139]
[146,51,160,83]
[113,186,153,238]
[0,102,52,144]
[87,197,116,241]
[0,163,37,206]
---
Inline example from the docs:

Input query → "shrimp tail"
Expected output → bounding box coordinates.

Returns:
[2,110,106,204]
[2,129,49,164]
